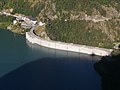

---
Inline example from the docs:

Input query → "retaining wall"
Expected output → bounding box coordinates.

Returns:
[26,29,113,56]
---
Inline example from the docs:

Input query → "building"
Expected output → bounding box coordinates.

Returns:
[38,21,45,26]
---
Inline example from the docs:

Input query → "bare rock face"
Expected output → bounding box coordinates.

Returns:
[36,0,57,21]
[92,8,101,16]
[102,5,119,18]
[87,21,119,42]
[28,0,42,7]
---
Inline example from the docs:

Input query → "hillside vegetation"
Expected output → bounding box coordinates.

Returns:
[0,0,120,48]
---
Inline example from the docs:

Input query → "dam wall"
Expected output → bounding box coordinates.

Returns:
[26,29,112,56]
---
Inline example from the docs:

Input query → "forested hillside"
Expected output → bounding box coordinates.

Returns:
[0,0,120,48]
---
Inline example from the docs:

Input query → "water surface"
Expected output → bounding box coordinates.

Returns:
[0,29,101,90]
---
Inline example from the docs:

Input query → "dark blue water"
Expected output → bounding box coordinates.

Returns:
[0,29,101,90]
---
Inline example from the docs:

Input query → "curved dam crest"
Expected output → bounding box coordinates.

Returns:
[26,28,112,56]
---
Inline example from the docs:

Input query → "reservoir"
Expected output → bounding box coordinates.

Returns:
[0,29,101,90]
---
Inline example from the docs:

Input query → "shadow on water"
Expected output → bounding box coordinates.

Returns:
[0,29,101,90]
[94,54,120,90]
[0,57,101,90]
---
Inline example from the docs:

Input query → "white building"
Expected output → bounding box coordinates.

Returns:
[13,20,17,25]
[38,21,45,26]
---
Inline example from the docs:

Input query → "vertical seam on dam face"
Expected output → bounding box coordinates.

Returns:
[26,28,113,56]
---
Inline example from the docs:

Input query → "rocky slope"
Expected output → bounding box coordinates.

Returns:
[0,0,120,48]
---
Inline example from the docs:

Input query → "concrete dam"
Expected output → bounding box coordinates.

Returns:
[26,28,112,56]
